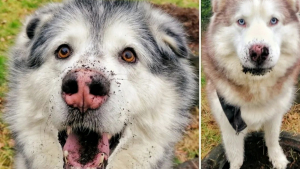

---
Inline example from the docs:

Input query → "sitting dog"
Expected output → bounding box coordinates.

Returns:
[203,0,300,168]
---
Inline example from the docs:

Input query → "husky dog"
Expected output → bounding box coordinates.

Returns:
[4,0,196,168]
[203,0,300,169]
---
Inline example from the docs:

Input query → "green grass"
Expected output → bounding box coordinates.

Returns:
[151,0,198,8]
[0,1,30,165]
[175,107,199,163]
[0,0,199,168]
[201,0,212,30]
[0,0,61,90]
[201,86,221,158]
[201,69,206,86]
[0,56,7,86]
[0,113,14,169]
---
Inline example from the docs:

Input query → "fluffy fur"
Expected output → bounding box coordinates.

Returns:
[4,0,196,168]
[203,0,300,169]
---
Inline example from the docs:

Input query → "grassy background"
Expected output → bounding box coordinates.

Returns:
[0,0,199,168]
[201,0,300,160]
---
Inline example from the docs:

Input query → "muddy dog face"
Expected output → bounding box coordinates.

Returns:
[208,0,300,77]
[6,0,196,168]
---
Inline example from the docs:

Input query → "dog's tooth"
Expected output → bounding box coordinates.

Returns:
[107,133,112,140]
[64,150,68,157]
[67,126,72,135]
[98,153,105,166]
[64,150,68,164]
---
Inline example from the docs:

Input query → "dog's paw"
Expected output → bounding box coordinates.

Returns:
[229,164,242,169]
[270,158,289,169]
[270,159,289,169]
[226,151,244,169]
[229,161,243,169]
[268,148,289,169]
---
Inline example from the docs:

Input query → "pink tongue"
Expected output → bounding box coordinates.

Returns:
[63,132,109,168]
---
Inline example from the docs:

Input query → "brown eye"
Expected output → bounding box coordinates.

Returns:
[56,45,71,59]
[121,48,136,63]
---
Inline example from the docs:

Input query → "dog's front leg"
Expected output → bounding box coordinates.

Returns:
[264,115,288,169]
[14,125,63,169]
[208,90,246,169]
[219,119,247,169]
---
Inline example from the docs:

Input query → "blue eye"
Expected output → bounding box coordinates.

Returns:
[270,17,278,25]
[237,19,246,26]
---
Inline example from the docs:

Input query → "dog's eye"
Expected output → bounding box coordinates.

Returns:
[56,45,72,59]
[237,19,246,26]
[270,17,278,25]
[121,48,136,63]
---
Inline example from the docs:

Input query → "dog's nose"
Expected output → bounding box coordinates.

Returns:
[62,70,110,113]
[249,45,269,65]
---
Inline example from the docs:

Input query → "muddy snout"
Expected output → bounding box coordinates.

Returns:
[249,44,269,65]
[62,69,110,113]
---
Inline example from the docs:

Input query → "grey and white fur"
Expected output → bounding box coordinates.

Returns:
[4,0,196,169]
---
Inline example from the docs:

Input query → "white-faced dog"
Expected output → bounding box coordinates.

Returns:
[4,0,196,168]
[203,0,300,169]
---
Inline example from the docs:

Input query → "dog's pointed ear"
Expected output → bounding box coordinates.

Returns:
[147,6,190,59]
[22,3,61,40]
[288,0,300,12]
[211,0,218,13]
[211,0,225,13]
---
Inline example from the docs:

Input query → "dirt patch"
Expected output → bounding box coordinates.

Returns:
[234,140,300,169]
[203,132,300,169]
[175,158,199,169]
[154,4,199,54]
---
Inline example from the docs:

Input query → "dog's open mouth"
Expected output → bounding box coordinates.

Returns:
[59,127,120,169]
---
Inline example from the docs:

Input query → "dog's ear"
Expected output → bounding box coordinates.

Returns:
[148,6,190,59]
[12,3,61,64]
[288,0,300,12]
[23,3,61,40]
[211,0,218,13]
[211,0,225,13]
[26,17,40,40]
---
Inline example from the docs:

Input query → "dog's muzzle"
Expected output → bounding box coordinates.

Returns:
[242,44,272,76]
[62,69,110,113]
[60,69,112,168]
